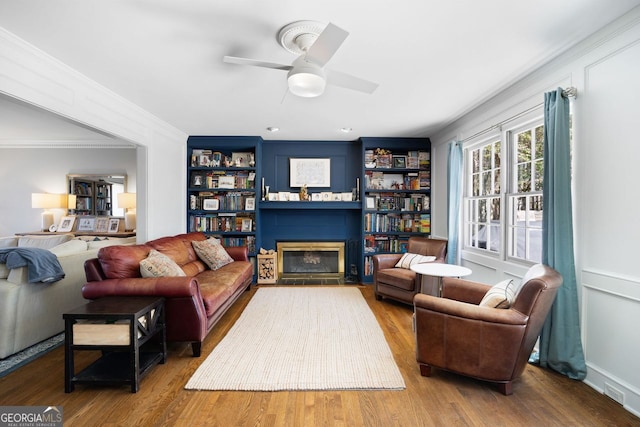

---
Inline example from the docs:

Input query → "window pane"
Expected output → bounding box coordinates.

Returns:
[483,145,492,170]
[494,141,501,168]
[535,126,544,158]
[517,130,532,163]
[534,159,544,191]
[482,171,491,195]
[472,173,480,196]
[478,199,487,223]
[490,198,500,221]
[528,229,542,262]
[518,164,530,192]
[472,150,480,174]
[494,169,501,194]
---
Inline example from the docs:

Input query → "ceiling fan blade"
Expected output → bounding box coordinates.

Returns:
[326,69,379,94]
[304,23,349,67]
[223,56,292,71]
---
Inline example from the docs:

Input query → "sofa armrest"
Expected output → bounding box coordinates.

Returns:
[82,276,200,299]
[372,253,403,270]
[441,277,492,305]
[414,293,527,325]
[225,246,249,262]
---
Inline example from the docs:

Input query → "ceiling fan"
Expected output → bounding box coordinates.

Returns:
[223,20,379,98]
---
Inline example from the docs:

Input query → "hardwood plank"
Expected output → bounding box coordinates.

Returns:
[0,285,638,426]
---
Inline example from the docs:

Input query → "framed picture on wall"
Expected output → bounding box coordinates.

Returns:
[289,158,331,188]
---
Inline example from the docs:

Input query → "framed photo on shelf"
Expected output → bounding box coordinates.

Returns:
[94,216,110,233]
[289,193,300,201]
[320,192,333,201]
[393,155,407,169]
[108,218,120,233]
[245,197,255,211]
[341,192,353,201]
[289,158,331,188]
[311,193,322,201]
[231,152,252,167]
[191,172,205,187]
[241,218,253,232]
[77,216,96,232]
[203,199,220,211]
[57,216,76,232]
[218,176,235,189]
[366,196,376,210]
[278,192,290,201]
[332,193,342,201]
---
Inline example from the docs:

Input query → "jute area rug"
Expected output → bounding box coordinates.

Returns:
[185,287,405,391]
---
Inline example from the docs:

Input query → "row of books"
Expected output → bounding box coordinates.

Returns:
[190,192,255,211]
[363,235,409,254]
[73,182,93,196]
[190,170,255,189]
[364,213,431,233]
[366,193,430,212]
[365,170,430,190]
[189,213,255,233]
[364,150,430,169]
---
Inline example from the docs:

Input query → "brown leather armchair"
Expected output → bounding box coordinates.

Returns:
[413,264,562,395]
[373,237,447,305]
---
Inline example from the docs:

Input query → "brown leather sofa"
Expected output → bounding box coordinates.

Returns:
[373,237,448,305]
[83,232,253,356]
[413,264,562,395]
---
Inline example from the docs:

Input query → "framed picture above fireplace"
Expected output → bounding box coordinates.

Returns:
[289,158,331,188]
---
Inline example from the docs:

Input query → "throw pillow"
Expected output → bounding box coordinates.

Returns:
[479,279,515,309]
[395,253,437,269]
[139,249,186,278]
[192,238,234,271]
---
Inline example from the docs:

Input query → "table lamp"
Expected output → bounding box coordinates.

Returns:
[32,193,66,231]
[118,192,136,231]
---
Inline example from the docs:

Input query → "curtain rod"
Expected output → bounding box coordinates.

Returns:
[459,86,577,144]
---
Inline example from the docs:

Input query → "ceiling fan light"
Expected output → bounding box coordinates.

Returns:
[287,67,326,97]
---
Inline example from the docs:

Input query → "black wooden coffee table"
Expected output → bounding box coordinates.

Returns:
[64,296,166,393]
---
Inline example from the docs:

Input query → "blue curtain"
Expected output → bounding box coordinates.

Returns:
[538,87,587,380]
[447,141,463,264]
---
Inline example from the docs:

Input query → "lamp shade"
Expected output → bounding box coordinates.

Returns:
[287,67,326,98]
[117,192,136,209]
[31,193,66,209]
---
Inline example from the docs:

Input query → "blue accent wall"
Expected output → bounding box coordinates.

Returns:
[259,140,362,267]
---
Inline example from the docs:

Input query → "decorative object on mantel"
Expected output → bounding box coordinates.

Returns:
[32,193,67,231]
[257,248,278,284]
[299,184,309,201]
[117,192,136,231]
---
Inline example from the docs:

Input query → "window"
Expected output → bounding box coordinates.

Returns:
[463,119,544,263]
[464,139,501,253]
[507,124,543,262]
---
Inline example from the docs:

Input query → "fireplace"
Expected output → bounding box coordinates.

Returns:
[277,241,345,280]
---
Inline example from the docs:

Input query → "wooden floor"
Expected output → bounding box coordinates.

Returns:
[1,285,638,426]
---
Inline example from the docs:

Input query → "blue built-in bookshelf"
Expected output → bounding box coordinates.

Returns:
[186,136,431,283]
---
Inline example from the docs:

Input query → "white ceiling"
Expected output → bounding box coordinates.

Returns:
[1,0,639,142]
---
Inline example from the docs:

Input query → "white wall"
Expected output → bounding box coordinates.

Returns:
[0,147,136,236]
[0,27,188,242]
[430,8,640,417]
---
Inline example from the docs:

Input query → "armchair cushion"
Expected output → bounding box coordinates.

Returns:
[479,279,515,309]
[140,249,186,278]
[192,238,234,270]
[394,253,436,269]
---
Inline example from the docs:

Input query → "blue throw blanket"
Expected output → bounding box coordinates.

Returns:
[0,247,65,283]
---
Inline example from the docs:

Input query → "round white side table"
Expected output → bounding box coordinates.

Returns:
[410,263,472,296]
